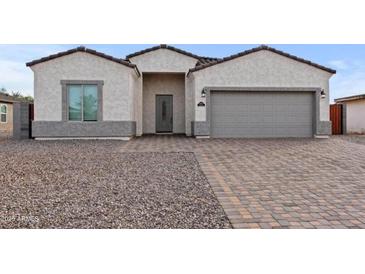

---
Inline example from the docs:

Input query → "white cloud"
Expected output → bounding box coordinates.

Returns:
[0,45,69,96]
[0,59,33,96]
[330,61,365,101]
[0,45,68,62]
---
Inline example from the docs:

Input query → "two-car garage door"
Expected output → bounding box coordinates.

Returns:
[210,91,314,138]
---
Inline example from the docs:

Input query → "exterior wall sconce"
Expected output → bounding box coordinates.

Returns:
[321,89,325,99]
[201,89,206,98]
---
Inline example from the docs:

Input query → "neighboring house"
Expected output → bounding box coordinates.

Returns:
[0,94,32,139]
[335,94,365,134]
[26,45,336,139]
[0,94,15,138]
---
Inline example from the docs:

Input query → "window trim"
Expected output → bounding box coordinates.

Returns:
[61,80,103,122]
[0,103,7,123]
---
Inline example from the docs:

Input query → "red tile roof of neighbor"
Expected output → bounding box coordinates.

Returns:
[188,45,336,75]
[25,45,335,75]
[335,93,365,103]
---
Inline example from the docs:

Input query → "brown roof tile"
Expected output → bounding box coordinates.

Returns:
[196,57,222,66]
[188,45,336,75]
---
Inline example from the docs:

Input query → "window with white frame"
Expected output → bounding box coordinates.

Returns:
[67,85,98,121]
[0,104,7,123]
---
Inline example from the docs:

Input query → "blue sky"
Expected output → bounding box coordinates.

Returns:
[1,44,365,102]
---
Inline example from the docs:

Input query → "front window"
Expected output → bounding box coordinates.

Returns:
[68,84,98,121]
[0,104,7,123]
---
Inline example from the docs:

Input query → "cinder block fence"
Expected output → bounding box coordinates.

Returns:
[12,102,33,139]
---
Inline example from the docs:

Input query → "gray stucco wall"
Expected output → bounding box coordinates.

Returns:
[142,73,185,134]
[32,121,136,137]
[185,75,195,136]
[189,50,333,124]
[130,72,143,136]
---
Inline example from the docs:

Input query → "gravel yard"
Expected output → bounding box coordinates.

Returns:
[0,140,230,229]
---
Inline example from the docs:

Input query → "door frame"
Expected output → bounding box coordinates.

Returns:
[155,94,173,133]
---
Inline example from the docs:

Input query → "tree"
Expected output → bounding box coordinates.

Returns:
[10,91,22,98]
[0,87,8,95]
[21,95,34,103]
[0,87,33,102]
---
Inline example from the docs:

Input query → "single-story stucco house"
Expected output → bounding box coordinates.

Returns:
[0,94,16,138]
[335,93,365,134]
[0,94,33,139]
[26,44,336,140]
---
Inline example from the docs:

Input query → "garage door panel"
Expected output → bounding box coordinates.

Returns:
[274,104,311,113]
[272,93,312,104]
[274,114,311,123]
[211,91,313,138]
[213,127,275,138]
[273,126,312,137]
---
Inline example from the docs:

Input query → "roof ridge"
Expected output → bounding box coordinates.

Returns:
[0,93,24,103]
[26,46,141,76]
[335,93,365,102]
[189,45,336,74]
[125,44,218,61]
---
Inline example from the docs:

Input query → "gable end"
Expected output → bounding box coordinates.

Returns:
[188,45,336,75]
[26,46,141,76]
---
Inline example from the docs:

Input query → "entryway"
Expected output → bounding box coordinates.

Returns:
[142,73,185,134]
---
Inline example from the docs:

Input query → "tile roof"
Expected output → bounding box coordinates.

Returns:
[0,93,22,103]
[126,44,219,63]
[25,45,336,78]
[188,45,336,75]
[335,93,365,103]
[26,46,140,76]
[196,57,222,66]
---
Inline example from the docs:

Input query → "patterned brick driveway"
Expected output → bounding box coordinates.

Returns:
[121,135,365,228]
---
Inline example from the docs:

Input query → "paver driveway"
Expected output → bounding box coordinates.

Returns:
[122,136,365,229]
